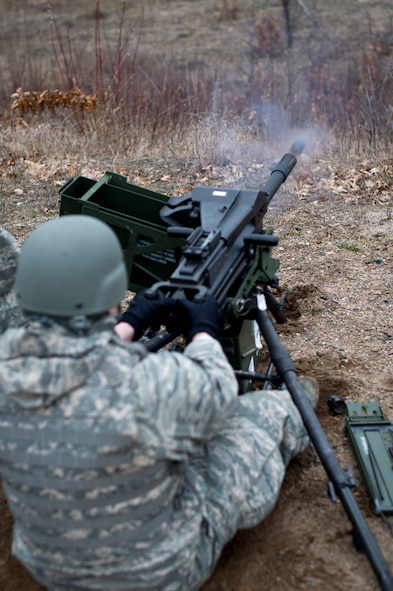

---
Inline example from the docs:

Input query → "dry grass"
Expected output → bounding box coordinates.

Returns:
[0,4,393,591]
[1,0,392,147]
[1,0,392,245]
[0,1,392,228]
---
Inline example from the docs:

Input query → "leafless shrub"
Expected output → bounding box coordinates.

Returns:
[1,0,392,153]
[218,0,238,22]
[254,16,283,57]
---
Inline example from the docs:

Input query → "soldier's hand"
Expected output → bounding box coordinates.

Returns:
[177,295,225,341]
[118,290,176,340]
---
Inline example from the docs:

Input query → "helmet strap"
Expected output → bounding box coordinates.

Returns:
[67,315,93,334]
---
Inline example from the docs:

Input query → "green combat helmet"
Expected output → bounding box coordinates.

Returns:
[0,227,20,296]
[15,215,128,318]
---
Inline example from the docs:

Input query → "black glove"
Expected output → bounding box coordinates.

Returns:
[177,295,225,341]
[119,290,176,340]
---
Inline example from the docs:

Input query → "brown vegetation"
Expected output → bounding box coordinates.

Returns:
[0,1,392,590]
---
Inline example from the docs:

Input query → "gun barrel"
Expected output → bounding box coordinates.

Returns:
[263,152,297,205]
[262,140,304,205]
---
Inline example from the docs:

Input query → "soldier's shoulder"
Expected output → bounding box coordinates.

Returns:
[0,228,20,297]
[0,291,24,333]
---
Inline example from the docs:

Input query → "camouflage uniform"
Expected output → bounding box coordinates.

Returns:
[0,227,24,331]
[0,316,308,591]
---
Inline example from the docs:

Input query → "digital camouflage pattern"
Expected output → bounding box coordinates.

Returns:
[0,227,19,295]
[0,316,309,591]
[0,288,24,332]
[0,227,24,331]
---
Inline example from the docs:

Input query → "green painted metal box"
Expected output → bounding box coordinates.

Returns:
[59,171,185,292]
[346,402,393,526]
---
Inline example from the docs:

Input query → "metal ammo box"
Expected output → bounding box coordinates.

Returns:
[346,401,393,530]
[59,171,186,292]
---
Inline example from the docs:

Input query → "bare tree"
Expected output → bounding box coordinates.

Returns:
[281,0,320,48]
[281,1,293,48]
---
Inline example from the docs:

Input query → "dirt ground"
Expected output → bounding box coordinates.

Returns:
[1,150,392,591]
[0,1,393,591]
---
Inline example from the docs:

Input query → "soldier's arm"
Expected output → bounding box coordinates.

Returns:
[129,335,238,458]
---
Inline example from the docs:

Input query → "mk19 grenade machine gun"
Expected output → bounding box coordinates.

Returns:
[59,141,393,591]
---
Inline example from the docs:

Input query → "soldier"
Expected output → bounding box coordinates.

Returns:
[0,215,316,591]
[0,226,24,331]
